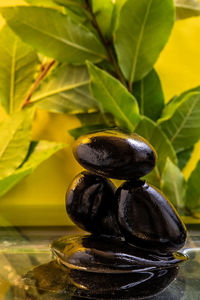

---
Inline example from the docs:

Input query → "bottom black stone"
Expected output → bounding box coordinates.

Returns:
[50,234,188,273]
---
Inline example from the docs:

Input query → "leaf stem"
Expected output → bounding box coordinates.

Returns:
[84,0,127,88]
[21,59,55,109]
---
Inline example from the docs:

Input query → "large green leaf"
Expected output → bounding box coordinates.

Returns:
[158,85,200,128]
[132,69,164,121]
[114,0,175,86]
[0,109,33,179]
[31,64,97,114]
[159,92,200,152]
[0,25,39,114]
[161,157,186,208]
[135,116,177,188]
[0,6,107,64]
[185,160,200,211]
[0,140,66,198]
[158,86,200,124]
[175,0,200,19]
[177,146,194,170]
[87,62,140,132]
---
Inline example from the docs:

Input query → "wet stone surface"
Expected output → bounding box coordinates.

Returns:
[66,171,121,237]
[73,130,157,180]
[116,180,187,253]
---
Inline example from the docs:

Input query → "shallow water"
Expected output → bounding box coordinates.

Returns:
[0,226,200,299]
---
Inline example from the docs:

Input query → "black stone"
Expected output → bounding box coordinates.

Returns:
[73,130,156,180]
[116,180,187,253]
[66,171,121,237]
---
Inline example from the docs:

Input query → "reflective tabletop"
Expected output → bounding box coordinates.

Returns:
[0,226,200,299]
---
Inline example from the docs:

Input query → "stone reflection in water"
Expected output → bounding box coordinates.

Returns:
[70,267,178,299]
[51,235,187,273]
[23,260,181,300]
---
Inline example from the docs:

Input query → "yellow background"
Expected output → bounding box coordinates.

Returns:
[0,14,200,226]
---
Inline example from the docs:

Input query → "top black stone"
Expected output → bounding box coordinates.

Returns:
[73,130,157,180]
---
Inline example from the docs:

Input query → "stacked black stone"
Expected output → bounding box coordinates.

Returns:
[66,130,187,256]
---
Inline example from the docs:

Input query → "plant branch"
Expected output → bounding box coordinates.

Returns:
[84,0,127,88]
[21,59,55,109]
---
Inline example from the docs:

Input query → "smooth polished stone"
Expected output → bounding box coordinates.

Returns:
[116,180,187,253]
[73,130,157,179]
[66,171,121,237]
[51,235,187,273]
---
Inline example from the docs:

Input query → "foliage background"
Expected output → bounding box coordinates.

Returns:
[0,0,200,226]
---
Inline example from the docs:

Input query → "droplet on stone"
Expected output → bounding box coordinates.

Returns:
[66,171,121,237]
[73,130,157,180]
[116,180,187,253]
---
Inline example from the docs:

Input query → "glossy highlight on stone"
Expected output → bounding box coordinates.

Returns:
[116,180,187,253]
[66,171,121,237]
[61,129,188,279]
[73,130,157,180]
[51,235,187,273]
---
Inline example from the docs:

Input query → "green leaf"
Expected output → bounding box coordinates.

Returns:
[134,116,177,187]
[54,0,89,23]
[77,111,115,126]
[177,146,194,170]
[114,0,175,85]
[31,64,97,114]
[0,25,39,114]
[161,157,186,208]
[0,108,34,179]
[54,0,116,38]
[70,111,116,139]
[26,0,62,9]
[185,160,200,211]
[132,69,164,121]
[111,0,127,32]
[69,124,116,140]
[158,96,182,124]
[175,0,200,19]
[87,62,140,132]
[0,140,66,197]
[159,92,200,152]
[91,0,115,38]
[0,6,107,64]
[158,85,200,124]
